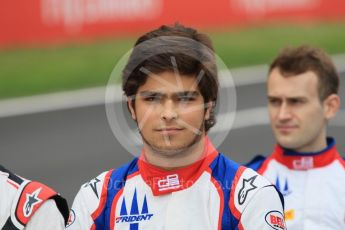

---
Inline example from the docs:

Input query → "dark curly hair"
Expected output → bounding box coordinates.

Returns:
[122,23,219,132]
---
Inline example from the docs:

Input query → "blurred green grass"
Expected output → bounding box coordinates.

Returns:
[0,22,345,99]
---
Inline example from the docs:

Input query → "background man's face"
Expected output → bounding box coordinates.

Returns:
[267,68,328,152]
[129,71,211,155]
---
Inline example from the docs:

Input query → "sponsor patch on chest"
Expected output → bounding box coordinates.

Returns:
[265,210,286,230]
[115,189,154,228]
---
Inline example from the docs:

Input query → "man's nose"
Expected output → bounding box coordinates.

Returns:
[277,103,292,121]
[160,100,178,121]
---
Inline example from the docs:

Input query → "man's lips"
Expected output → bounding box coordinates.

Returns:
[155,127,185,134]
[276,125,297,132]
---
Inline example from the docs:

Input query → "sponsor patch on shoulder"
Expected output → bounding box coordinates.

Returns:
[66,209,76,227]
[15,181,57,225]
[265,210,286,230]
[238,175,257,205]
[84,177,101,198]
[230,167,273,219]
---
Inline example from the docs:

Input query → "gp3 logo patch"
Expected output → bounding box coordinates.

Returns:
[265,210,286,230]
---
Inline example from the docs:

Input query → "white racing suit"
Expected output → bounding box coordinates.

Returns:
[247,137,345,230]
[67,137,286,230]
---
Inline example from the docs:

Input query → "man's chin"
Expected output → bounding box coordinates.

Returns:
[276,137,300,150]
[150,143,191,155]
[146,136,203,157]
[141,127,204,156]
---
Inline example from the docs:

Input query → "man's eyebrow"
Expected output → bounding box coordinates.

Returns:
[267,95,307,100]
[287,96,308,101]
[267,96,279,99]
[138,91,200,97]
[138,91,164,97]
[175,91,200,97]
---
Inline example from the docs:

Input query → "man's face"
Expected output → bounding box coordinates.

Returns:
[128,71,211,155]
[267,68,329,152]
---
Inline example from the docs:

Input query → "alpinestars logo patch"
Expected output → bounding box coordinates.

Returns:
[84,177,101,198]
[238,175,257,205]
[23,187,43,217]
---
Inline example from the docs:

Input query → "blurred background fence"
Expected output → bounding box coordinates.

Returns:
[1,0,345,48]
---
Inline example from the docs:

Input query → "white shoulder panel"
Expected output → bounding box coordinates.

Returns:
[232,168,272,214]
[67,170,112,229]
[79,170,110,214]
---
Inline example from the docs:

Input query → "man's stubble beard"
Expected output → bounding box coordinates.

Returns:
[140,121,205,159]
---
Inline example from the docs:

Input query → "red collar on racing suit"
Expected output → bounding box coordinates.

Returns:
[270,138,343,170]
[138,137,218,196]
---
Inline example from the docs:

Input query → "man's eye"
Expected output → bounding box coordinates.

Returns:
[179,96,195,102]
[269,99,280,106]
[144,96,160,102]
[290,99,304,104]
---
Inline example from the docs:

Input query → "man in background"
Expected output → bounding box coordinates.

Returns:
[247,45,345,230]
[0,165,69,229]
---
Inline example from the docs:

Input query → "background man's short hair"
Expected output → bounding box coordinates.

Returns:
[269,45,339,100]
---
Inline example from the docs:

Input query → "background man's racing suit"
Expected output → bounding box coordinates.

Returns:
[247,138,345,230]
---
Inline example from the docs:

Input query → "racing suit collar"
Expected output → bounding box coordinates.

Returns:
[273,137,339,170]
[138,136,218,196]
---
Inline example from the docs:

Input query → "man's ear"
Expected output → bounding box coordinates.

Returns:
[205,101,214,120]
[127,96,137,120]
[323,94,340,120]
